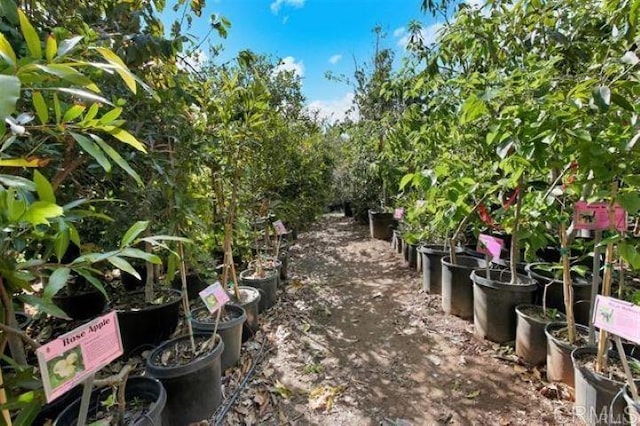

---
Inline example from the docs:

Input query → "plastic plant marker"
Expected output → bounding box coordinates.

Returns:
[35,311,123,403]
[272,220,287,236]
[574,201,627,231]
[613,336,639,402]
[592,295,640,344]
[476,234,504,261]
[393,208,404,220]
[199,282,230,314]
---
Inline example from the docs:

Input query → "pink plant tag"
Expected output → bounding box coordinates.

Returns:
[574,201,627,231]
[36,311,123,403]
[476,234,504,261]
[394,208,405,220]
[272,220,287,235]
[199,281,230,314]
[593,295,640,344]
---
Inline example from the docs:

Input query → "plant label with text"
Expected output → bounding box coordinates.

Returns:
[272,220,287,235]
[574,201,627,231]
[393,208,405,220]
[36,311,123,403]
[593,295,640,344]
[199,281,230,313]
[476,234,504,261]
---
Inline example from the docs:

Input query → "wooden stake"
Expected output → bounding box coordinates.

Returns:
[588,230,602,345]
[178,241,196,352]
[76,374,95,426]
[596,241,615,373]
[0,368,12,426]
[560,223,576,344]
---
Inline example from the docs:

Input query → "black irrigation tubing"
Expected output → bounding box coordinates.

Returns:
[214,332,269,425]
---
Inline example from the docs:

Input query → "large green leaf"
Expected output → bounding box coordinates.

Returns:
[120,221,149,247]
[70,132,111,172]
[0,75,20,120]
[0,32,16,66]
[106,128,147,152]
[32,91,48,124]
[120,247,162,264]
[18,9,41,59]
[43,267,70,300]
[33,170,55,203]
[107,256,140,279]
[56,35,83,57]
[91,135,142,185]
[21,201,64,225]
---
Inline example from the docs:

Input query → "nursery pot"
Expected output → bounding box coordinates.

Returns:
[418,245,461,294]
[368,210,394,241]
[441,255,488,320]
[239,269,278,312]
[191,305,247,371]
[279,249,289,282]
[54,376,166,426]
[343,201,353,217]
[121,267,147,292]
[515,304,565,366]
[116,289,182,355]
[574,299,592,327]
[623,380,640,426]
[471,270,538,344]
[248,258,283,288]
[406,243,418,269]
[526,263,593,312]
[572,346,632,425]
[232,286,261,342]
[146,333,224,426]
[171,272,209,300]
[545,322,589,388]
[53,288,107,321]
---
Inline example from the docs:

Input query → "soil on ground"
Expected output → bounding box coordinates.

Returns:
[219,214,575,425]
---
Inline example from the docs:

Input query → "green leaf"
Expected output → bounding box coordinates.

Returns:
[0,0,19,25]
[611,93,635,112]
[75,269,108,299]
[54,229,70,262]
[107,128,147,152]
[68,223,80,246]
[56,88,112,105]
[62,104,86,122]
[32,91,48,124]
[399,173,414,190]
[95,47,137,93]
[618,192,640,214]
[626,131,640,151]
[0,174,35,190]
[107,256,139,279]
[36,64,93,87]
[33,170,55,203]
[0,32,17,66]
[18,294,70,319]
[43,267,70,300]
[0,75,20,120]
[18,9,41,59]
[21,201,64,225]
[70,132,111,173]
[56,35,83,57]
[619,242,640,270]
[91,135,142,185]
[120,247,162,264]
[53,93,61,123]
[99,107,122,124]
[120,221,149,247]
[45,34,56,62]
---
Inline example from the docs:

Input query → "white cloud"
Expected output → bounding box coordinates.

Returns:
[270,0,305,14]
[273,56,305,78]
[306,92,359,124]
[177,49,208,72]
[393,27,406,38]
[397,22,443,49]
[329,54,343,65]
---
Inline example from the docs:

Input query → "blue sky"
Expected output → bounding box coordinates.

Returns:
[162,0,447,122]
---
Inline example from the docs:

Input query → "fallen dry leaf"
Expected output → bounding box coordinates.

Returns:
[308,385,345,411]
[273,380,292,399]
[465,390,481,399]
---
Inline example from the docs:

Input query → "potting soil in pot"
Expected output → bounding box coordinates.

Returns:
[151,334,220,368]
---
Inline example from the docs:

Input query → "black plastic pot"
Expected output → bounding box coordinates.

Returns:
[623,380,640,426]
[239,269,278,312]
[545,322,589,388]
[406,243,418,269]
[526,262,594,312]
[171,272,209,300]
[574,299,592,327]
[572,346,631,425]
[34,385,83,425]
[54,377,166,426]
[441,256,488,320]
[343,201,353,217]
[471,270,538,344]
[279,250,289,282]
[248,257,283,287]
[418,245,458,294]
[192,305,246,371]
[53,287,107,321]
[515,304,565,366]
[121,267,147,292]
[146,333,224,425]
[368,210,394,241]
[233,286,261,342]
[116,289,182,355]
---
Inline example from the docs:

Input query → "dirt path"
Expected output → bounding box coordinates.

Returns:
[224,214,573,425]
